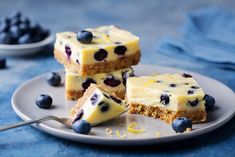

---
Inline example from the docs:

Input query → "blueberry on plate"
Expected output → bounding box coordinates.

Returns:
[35,94,53,109]
[204,94,215,111]
[0,57,6,69]
[76,30,93,44]
[72,120,92,134]
[0,22,9,32]
[18,33,32,44]
[9,25,23,39]
[172,117,192,133]
[46,72,61,86]
[0,32,13,44]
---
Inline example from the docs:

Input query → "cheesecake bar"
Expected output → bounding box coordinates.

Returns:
[54,25,141,75]
[126,73,206,123]
[65,67,134,100]
[70,84,126,125]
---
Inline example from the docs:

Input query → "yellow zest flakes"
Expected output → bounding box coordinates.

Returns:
[155,132,161,137]
[143,79,156,87]
[116,130,126,138]
[127,123,145,134]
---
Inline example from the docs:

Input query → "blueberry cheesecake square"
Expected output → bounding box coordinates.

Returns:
[65,67,134,100]
[54,25,141,76]
[126,73,207,123]
[70,84,126,126]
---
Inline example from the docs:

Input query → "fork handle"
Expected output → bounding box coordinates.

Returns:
[0,116,54,132]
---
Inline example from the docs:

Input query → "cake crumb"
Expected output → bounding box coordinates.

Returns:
[105,128,113,136]
[155,132,161,137]
[186,127,192,132]
[116,130,126,138]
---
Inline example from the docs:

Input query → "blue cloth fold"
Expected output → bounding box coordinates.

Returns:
[157,6,235,67]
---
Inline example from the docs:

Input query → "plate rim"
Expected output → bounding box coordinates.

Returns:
[11,64,235,145]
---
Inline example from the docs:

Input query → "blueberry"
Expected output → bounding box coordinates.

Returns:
[204,94,215,111]
[160,94,170,105]
[0,57,6,69]
[170,84,176,87]
[94,49,108,61]
[9,25,23,39]
[10,11,22,19]
[46,72,61,86]
[20,16,30,26]
[0,22,9,32]
[73,109,84,122]
[0,33,13,44]
[114,45,127,56]
[10,17,21,26]
[18,33,32,44]
[82,78,96,91]
[65,45,72,58]
[172,117,192,133]
[1,17,10,25]
[35,94,53,109]
[182,73,192,78]
[110,95,122,104]
[188,99,199,107]
[103,76,121,87]
[90,93,99,105]
[72,120,92,134]
[98,102,109,112]
[76,30,93,44]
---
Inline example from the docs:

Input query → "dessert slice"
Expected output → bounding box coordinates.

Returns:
[65,67,134,100]
[70,84,126,125]
[126,73,206,123]
[54,25,141,75]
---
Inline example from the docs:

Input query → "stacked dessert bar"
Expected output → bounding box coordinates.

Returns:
[54,25,141,100]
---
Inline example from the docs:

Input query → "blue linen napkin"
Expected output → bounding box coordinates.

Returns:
[157,6,235,67]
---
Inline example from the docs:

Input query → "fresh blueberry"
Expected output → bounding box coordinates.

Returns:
[0,22,9,32]
[72,120,92,134]
[20,16,30,26]
[0,57,6,69]
[46,72,61,86]
[188,99,199,107]
[114,45,127,56]
[110,95,122,104]
[82,78,96,91]
[35,94,53,109]
[98,102,109,112]
[73,109,84,122]
[204,94,215,111]
[10,11,22,19]
[90,93,99,105]
[0,33,13,44]
[103,76,121,87]
[1,17,10,25]
[10,17,21,26]
[18,33,32,44]
[160,94,170,105]
[9,25,23,39]
[76,30,93,44]
[94,49,108,61]
[172,117,192,133]
[182,73,192,78]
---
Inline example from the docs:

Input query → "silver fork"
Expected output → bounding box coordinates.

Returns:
[0,116,72,132]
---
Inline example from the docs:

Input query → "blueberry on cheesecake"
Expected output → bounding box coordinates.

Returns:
[70,84,126,126]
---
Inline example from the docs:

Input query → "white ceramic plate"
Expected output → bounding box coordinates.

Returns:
[0,35,54,56]
[11,65,235,145]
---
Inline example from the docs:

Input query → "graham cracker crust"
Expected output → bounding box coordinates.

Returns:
[54,48,141,76]
[129,103,206,123]
[66,89,125,100]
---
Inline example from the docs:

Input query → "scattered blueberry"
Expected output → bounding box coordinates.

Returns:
[46,72,61,86]
[170,84,177,87]
[187,99,199,107]
[114,45,127,56]
[172,117,192,133]
[82,78,96,91]
[90,93,99,105]
[76,30,93,44]
[182,73,192,78]
[73,109,84,122]
[0,57,6,69]
[99,102,109,112]
[0,22,9,32]
[35,94,53,109]
[204,94,215,111]
[65,45,72,58]
[0,33,13,44]
[72,120,92,134]
[187,90,194,95]
[110,95,122,104]
[104,76,121,87]
[94,49,108,61]
[160,94,170,105]
[18,34,32,44]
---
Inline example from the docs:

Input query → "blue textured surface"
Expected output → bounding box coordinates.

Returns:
[0,1,235,157]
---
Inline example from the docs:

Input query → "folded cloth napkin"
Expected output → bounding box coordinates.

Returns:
[157,6,235,67]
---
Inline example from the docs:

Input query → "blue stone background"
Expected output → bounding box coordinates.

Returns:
[0,0,235,156]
